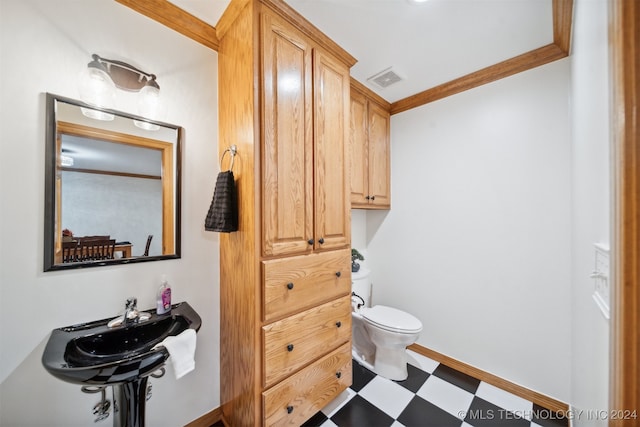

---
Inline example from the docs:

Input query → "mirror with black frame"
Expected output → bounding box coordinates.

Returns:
[44,93,182,271]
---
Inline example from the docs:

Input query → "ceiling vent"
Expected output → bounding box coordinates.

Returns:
[367,67,404,89]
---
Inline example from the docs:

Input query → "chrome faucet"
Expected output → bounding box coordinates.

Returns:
[123,297,138,326]
[107,297,151,328]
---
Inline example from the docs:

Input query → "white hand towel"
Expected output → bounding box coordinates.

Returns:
[155,329,197,379]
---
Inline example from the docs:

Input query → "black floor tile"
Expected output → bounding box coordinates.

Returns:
[397,395,464,427]
[531,403,569,427]
[301,410,330,426]
[330,394,395,427]
[350,359,376,392]
[432,363,481,394]
[395,363,430,393]
[464,396,530,427]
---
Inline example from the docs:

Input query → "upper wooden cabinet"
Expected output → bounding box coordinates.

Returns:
[262,10,351,257]
[350,81,391,209]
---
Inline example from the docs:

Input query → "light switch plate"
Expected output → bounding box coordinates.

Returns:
[591,243,610,320]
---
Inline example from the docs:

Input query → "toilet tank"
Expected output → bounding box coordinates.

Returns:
[352,267,372,308]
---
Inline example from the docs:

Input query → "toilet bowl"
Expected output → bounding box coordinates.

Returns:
[351,268,423,381]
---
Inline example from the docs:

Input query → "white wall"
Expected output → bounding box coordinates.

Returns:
[0,1,220,425]
[356,59,573,401]
[569,0,610,423]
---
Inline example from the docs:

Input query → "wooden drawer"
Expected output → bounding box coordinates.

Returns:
[263,342,352,427]
[263,295,351,387]
[262,249,351,321]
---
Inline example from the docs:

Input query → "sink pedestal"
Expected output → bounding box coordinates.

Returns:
[113,377,149,427]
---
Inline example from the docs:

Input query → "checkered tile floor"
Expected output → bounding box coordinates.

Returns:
[210,350,569,427]
[301,350,569,427]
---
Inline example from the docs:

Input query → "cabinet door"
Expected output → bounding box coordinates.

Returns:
[262,11,314,257]
[349,90,369,206]
[367,101,391,207]
[313,49,351,251]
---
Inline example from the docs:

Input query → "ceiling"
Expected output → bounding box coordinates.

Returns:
[168,0,554,104]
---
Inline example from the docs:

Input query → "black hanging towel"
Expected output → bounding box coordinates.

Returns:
[205,170,238,232]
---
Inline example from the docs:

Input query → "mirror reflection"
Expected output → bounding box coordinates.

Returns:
[44,94,182,271]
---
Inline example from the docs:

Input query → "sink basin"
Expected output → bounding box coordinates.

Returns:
[42,302,201,385]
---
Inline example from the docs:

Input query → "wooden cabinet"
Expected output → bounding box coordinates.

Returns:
[262,11,350,257]
[217,1,356,425]
[350,80,391,209]
[263,343,352,427]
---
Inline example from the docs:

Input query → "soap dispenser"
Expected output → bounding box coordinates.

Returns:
[156,275,172,315]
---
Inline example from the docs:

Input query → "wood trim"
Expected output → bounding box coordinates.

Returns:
[184,407,224,427]
[552,0,574,53]
[408,344,570,414]
[60,167,161,180]
[609,0,640,423]
[390,43,567,115]
[390,0,574,114]
[351,77,391,112]
[57,122,173,151]
[114,0,219,51]
[215,0,251,40]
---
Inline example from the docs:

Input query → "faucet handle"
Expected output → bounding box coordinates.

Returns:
[126,297,137,309]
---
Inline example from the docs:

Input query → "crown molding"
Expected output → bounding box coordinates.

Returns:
[389,0,574,114]
[115,0,220,51]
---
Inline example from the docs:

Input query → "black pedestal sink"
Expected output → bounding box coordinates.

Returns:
[42,301,201,426]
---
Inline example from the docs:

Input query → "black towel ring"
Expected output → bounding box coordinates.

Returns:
[220,145,237,172]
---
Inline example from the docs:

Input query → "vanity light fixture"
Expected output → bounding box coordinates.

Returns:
[79,54,161,128]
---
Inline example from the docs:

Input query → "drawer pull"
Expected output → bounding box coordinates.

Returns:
[335,321,342,328]
[335,271,341,277]
[286,282,294,290]
[287,405,294,414]
[287,344,294,352]
[336,371,342,379]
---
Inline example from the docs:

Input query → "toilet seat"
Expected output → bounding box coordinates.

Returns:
[362,305,422,334]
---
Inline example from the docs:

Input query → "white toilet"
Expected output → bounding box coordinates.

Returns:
[351,268,423,381]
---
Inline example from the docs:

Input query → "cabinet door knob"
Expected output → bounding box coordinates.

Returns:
[287,405,294,414]
[307,239,314,245]
[371,196,375,200]
[365,195,371,200]
[336,321,342,328]
[319,237,325,244]
[287,282,294,290]
[287,344,294,352]
[336,371,342,379]
[335,271,341,277]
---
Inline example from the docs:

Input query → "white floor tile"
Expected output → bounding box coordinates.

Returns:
[358,376,415,418]
[321,388,356,418]
[475,382,533,420]
[406,349,439,373]
[319,419,339,427]
[416,375,475,420]
[391,421,406,427]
